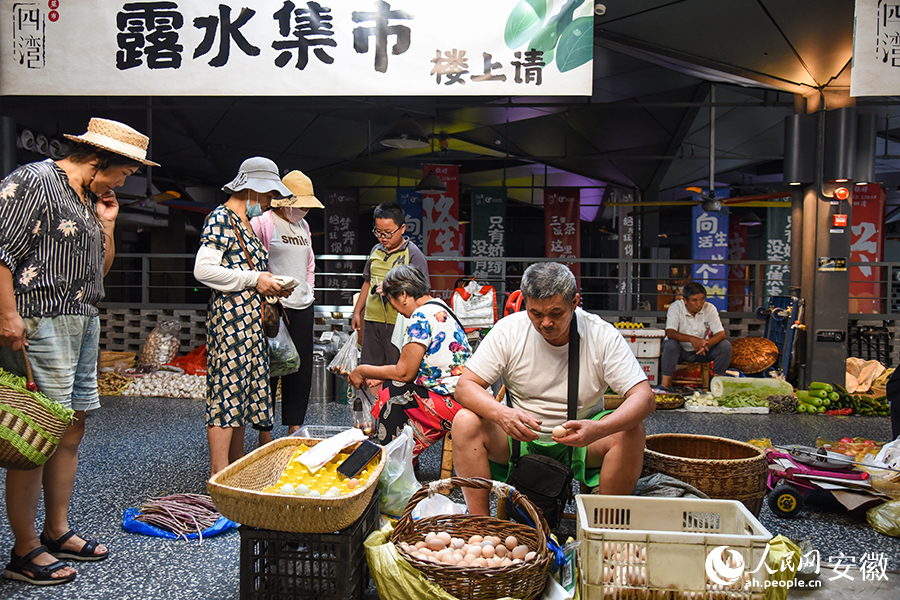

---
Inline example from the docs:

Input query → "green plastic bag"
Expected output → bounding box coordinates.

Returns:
[364,523,521,600]
[867,500,900,537]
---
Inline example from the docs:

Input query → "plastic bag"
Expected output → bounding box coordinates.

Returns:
[451,281,497,329]
[763,535,802,600]
[122,508,236,541]
[378,424,420,517]
[410,492,467,520]
[140,320,181,367]
[352,387,376,435]
[269,319,300,378]
[867,500,900,537]
[328,330,359,376]
[296,427,367,473]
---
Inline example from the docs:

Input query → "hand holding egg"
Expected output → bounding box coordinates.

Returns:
[552,425,569,438]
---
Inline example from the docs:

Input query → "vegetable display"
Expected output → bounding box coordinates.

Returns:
[133,493,223,542]
[710,376,793,398]
[796,381,890,417]
[766,395,799,414]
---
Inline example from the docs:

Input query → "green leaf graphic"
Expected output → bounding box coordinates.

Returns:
[556,16,593,72]
[505,0,547,49]
[530,23,559,53]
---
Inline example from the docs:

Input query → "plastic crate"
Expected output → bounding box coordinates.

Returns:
[239,492,379,600]
[847,324,892,367]
[576,495,772,600]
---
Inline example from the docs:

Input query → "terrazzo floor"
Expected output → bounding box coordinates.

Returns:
[0,395,896,599]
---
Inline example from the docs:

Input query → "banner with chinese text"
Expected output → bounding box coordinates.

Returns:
[2,0,594,96]
[322,188,360,306]
[850,183,885,313]
[396,188,424,250]
[544,188,580,279]
[851,0,900,96]
[614,190,636,311]
[470,188,506,282]
[422,164,462,299]
[764,208,791,301]
[691,204,728,311]
[727,219,748,312]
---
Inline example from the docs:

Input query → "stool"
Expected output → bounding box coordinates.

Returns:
[672,362,710,389]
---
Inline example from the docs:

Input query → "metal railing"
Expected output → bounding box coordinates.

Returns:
[100,253,900,319]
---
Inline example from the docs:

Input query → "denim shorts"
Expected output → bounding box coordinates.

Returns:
[0,315,101,411]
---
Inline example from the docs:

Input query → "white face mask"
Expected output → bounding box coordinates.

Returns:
[285,207,309,222]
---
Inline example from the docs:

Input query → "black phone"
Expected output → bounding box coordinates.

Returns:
[337,440,381,479]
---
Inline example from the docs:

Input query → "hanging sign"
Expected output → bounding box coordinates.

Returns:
[1,0,594,96]
[323,188,359,305]
[470,188,506,282]
[422,164,462,300]
[727,219,748,312]
[544,188,580,279]
[691,203,728,311]
[851,0,900,96]
[764,207,791,301]
[396,188,424,250]
[849,183,885,313]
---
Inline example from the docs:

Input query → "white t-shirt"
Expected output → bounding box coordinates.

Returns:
[464,309,647,440]
[268,214,314,310]
[665,299,725,351]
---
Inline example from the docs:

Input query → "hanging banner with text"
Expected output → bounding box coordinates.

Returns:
[396,188,424,250]
[851,0,900,96]
[322,188,360,306]
[691,204,728,311]
[422,164,462,299]
[1,0,594,96]
[470,188,506,282]
[764,207,791,302]
[850,183,885,313]
[544,188,580,279]
[614,189,636,311]
[727,219,748,312]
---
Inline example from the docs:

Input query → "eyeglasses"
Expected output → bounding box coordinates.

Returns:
[372,226,401,239]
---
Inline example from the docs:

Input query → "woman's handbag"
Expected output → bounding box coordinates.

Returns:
[228,214,287,338]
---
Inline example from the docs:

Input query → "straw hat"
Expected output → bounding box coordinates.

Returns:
[64,118,158,166]
[222,157,292,198]
[272,170,324,208]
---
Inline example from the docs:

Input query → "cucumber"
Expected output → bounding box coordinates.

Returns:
[808,389,828,399]
[809,382,833,392]
[797,403,807,413]
[817,405,827,413]
[828,392,840,402]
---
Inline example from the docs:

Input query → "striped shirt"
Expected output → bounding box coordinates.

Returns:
[0,159,105,317]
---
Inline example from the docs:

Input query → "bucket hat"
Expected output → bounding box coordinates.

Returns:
[222,157,292,198]
[272,170,324,208]
[64,118,158,166]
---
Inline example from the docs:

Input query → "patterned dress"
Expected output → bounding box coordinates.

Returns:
[200,206,271,427]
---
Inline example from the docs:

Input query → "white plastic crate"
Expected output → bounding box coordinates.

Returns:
[576,495,772,600]
[619,328,666,358]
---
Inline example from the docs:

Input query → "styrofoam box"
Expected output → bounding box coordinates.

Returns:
[576,495,772,600]
[637,358,659,386]
[619,328,666,358]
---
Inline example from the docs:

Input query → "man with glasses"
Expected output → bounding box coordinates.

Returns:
[351,202,430,368]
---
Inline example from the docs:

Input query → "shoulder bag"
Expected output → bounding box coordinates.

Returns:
[228,213,286,338]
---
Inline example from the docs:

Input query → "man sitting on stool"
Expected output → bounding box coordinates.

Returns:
[658,282,732,392]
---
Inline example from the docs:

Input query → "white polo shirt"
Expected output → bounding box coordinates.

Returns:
[665,299,725,351]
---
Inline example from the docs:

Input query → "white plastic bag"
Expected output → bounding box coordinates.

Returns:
[411,492,467,520]
[328,330,359,376]
[268,318,300,377]
[451,281,496,329]
[378,425,420,517]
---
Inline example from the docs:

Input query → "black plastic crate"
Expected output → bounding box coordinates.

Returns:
[239,492,380,600]
[847,324,893,367]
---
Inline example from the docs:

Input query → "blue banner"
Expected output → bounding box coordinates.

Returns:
[396,188,424,250]
[691,203,729,311]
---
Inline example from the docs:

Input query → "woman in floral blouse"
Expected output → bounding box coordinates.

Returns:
[349,264,472,456]
[0,118,153,585]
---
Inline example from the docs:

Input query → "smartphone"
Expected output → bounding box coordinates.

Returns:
[337,440,382,479]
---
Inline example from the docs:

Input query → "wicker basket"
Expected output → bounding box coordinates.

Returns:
[0,351,74,470]
[391,477,552,600]
[730,337,779,374]
[208,437,384,533]
[642,434,768,516]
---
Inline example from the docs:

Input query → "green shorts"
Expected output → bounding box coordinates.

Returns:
[488,408,615,489]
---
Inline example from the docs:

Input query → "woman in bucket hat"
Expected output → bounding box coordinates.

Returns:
[250,170,324,446]
[0,118,154,585]
[194,157,293,476]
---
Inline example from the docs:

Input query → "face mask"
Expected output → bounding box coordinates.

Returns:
[285,208,309,222]
[246,193,263,219]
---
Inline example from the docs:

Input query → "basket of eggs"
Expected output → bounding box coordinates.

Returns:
[390,477,553,600]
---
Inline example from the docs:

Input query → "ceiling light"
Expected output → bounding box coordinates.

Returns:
[415,171,447,194]
[380,115,430,149]
[740,211,762,226]
[701,198,722,212]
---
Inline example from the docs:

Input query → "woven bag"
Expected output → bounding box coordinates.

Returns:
[0,349,75,470]
[730,336,779,374]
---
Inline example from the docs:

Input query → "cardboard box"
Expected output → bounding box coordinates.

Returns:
[638,358,659,386]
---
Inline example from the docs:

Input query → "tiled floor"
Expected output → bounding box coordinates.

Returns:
[0,396,896,599]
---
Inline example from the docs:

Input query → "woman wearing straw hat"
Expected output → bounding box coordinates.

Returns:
[0,118,154,585]
[250,170,323,445]
[193,157,293,477]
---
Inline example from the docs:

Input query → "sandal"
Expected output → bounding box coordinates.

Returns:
[3,545,76,586]
[40,530,108,562]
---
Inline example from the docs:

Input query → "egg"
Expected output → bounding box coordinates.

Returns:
[424,532,437,543]
[347,478,360,489]
[294,483,310,496]
[280,483,294,494]
[428,537,446,551]
[552,425,568,438]
[505,536,518,550]
[451,538,465,549]
[524,551,536,562]
[464,553,479,564]
[511,558,522,565]
[472,557,488,568]
[501,557,513,567]
[494,545,507,558]
[325,486,340,497]
[415,541,427,550]
[468,535,484,545]
[436,531,452,545]
[511,545,528,560]
[307,490,321,497]
[442,554,459,566]
[481,545,495,559]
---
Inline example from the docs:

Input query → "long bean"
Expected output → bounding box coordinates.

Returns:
[134,493,223,544]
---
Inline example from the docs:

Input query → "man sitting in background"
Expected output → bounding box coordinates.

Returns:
[657,281,732,392]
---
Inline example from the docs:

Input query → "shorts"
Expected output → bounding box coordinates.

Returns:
[360,321,400,366]
[488,409,615,489]
[0,314,101,411]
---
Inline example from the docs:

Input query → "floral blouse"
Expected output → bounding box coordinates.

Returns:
[403,299,472,396]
